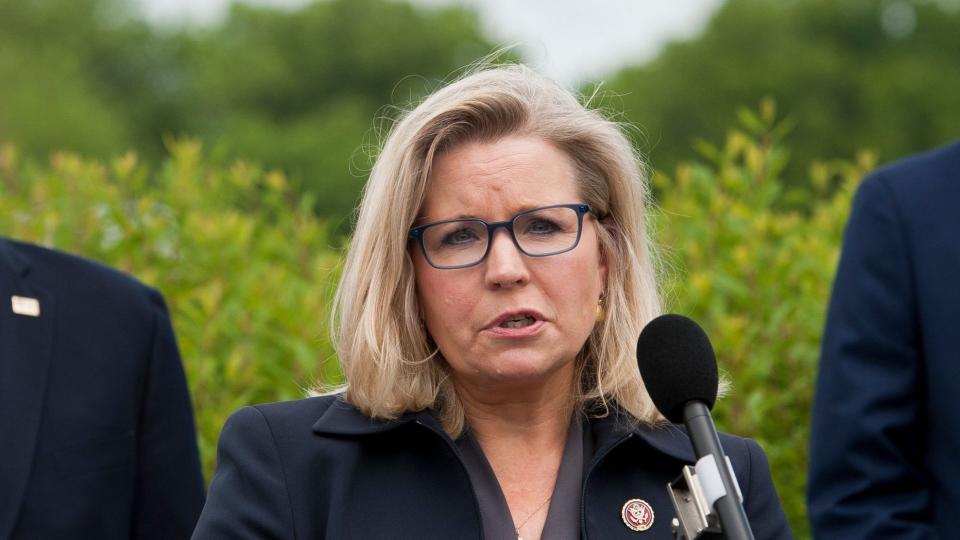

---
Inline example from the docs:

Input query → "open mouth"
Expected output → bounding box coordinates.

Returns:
[499,315,537,328]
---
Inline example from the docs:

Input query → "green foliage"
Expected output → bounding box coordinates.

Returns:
[0,0,135,156]
[0,0,197,161]
[4,0,925,533]
[606,0,960,184]
[0,0,504,227]
[654,101,874,538]
[176,0,503,223]
[0,141,342,478]
[3,102,863,536]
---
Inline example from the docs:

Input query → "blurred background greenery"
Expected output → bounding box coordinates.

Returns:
[2,0,958,537]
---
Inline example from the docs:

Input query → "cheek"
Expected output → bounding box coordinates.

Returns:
[413,261,478,337]
[559,249,604,297]
[542,252,604,327]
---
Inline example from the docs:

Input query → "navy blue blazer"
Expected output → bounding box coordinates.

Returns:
[193,395,792,539]
[808,141,960,538]
[0,238,205,539]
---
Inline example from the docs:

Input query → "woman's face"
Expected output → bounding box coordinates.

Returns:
[413,136,607,391]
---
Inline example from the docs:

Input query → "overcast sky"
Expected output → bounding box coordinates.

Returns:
[135,0,724,86]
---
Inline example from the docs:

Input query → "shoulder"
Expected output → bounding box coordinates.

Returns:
[858,140,960,209]
[211,395,422,502]
[217,395,441,471]
[631,422,772,486]
[644,425,777,499]
[717,432,762,459]
[632,422,761,465]
[869,140,960,187]
[2,237,165,311]
[219,395,342,448]
[717,433,772,489]
[244,395,341,430]
[715,433,780,492]
[844,142,960,265]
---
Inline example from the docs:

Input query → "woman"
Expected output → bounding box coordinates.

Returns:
[193,65,792,539]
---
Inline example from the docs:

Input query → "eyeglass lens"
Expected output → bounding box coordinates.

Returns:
[421,206,581,268]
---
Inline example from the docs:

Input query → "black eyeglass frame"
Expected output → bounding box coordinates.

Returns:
[409,203,593,269]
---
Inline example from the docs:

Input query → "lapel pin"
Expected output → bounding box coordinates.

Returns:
[622,498,655,532]
[11,295,41,317]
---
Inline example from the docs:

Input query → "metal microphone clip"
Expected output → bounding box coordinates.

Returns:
[668,455,743,540]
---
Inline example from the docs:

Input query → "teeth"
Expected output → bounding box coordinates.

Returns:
[501,315,535,328]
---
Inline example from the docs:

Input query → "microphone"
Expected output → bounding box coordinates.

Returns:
[637,314,754,540]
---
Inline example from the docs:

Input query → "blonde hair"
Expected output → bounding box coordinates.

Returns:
[330,64,663,435]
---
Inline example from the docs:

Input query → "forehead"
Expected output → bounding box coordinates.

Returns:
[419,136,580,221]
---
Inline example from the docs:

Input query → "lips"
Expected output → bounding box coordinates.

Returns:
[500,315,536,328]
[486,309,546,331]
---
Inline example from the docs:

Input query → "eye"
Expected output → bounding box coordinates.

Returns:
[523,218,561,235]
[441,227,481,245]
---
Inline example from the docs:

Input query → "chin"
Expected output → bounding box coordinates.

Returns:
[478,352,574,384]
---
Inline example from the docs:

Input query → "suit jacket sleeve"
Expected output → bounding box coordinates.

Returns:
[741,438,794,540]
[192,406,295,540]
[808,174,935,539]
[134,290,207,539]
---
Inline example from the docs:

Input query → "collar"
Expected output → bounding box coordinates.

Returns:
[0,238,30,279]
[631,422,697,463]
[585,410,696,464]
[311,396,442,436]
[311,397,696,463]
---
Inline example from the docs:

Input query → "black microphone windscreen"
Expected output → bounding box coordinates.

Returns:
[636,314,719,423]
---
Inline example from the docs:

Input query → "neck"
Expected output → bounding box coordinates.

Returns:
[454,363,576,449]
[454,366,577,540]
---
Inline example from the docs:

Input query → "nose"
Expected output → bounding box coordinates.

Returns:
[483,228,529,289]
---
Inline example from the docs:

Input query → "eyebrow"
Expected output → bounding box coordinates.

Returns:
[418,204,545,224]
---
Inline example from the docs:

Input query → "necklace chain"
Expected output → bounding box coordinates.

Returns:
[514,494,553,540]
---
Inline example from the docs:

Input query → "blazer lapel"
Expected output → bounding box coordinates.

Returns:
[0,241,54,539]
[312,396,426,436]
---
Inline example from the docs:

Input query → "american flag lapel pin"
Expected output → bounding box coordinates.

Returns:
[11,295,41,317]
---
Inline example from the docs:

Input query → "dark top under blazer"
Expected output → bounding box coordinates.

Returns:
[193,395,792,539]
[0,238,205,540]
[808,141,960,539]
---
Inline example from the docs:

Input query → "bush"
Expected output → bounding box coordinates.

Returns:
[0,140,342,477]
[0,105,868,536]
[653,100,873,537]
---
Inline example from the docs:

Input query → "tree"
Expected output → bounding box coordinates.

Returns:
[0,0,139,157]
[605,0,960,186]
[174,0,502,224]
[0,0,504,227]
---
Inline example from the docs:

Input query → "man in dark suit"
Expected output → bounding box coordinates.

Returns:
[0,237,205,539]
[808,141,960,538]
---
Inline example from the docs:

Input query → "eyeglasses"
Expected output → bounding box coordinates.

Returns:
[409,203,593,269]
